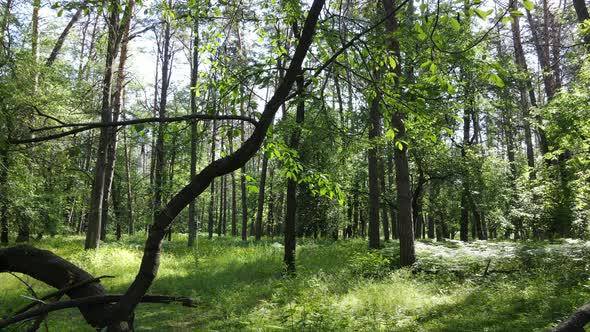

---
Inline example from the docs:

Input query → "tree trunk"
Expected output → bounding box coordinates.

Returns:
[123,125,134,235]
[509,1,536,178]
[368,75,382,250]
[188,14,200,247]
[387,146,398,239]
[382,0,415,266]
[0,148,8,244]
[85,2,121,250]
[100,0,134,241]
[379,156,390,241]
[255,153,269,240]
[31,0,40,93]
[353,183,359,237]
[46,1,87,67]
[240,123,248,241]
[153,20,172,228]
[0,0,13,47]
[230,135,238,237]
[266,167,275,238]
[217,133,225,238]
[208,119,217,239]
[460,86,471,242]
[284,72,305,273]
[112,174,123,241]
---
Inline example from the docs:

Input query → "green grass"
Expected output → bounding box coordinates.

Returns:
[2,235,590,331]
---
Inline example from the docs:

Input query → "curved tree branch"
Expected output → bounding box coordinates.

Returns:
[9,113,258,144]
[105,0,326,326]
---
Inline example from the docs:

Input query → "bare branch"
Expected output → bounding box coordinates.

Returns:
[0,294,199,329]
[9,113,258,144]
[14,275,115,316]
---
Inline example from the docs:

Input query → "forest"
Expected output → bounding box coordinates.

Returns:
[1,0,590,330]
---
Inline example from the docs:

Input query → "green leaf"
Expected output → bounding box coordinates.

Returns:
[447,83,456,94]
[414,23,427,40]
[385,128,396,140]
[388,56,397,70]
[247,185,259,194]
[430,62,438,73]
[474,8,493,20]
[523,0,534,11]
[489,73,505,87]
[450,17,461,31]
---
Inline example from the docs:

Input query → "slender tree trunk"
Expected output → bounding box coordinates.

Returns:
[255,153,269,240]
[217,130,225,238]
[208,119,217,239]
[353,184,359,237]
[112,174,123,241]
[284,73,304,274]
[188,14,200,247]
[153,20,172,230]
[379,157,390,241]
[123,125,134,235]
[509,2,536,179]
[266,167,275,238]
[387,146,398,239]
[222,174,228,236]
[83,13,101,82]
[0,148,9,244]
[460,82,471,242]
[46,1,86,67]
[100,0,134,241]
[240,114,248,241]
[31,0,40,94]
[526,8,556,102]
[368,73,382,249]
[382,0,415,266]
[85,2,120,250]
[0,0,13,48]
[230,134,238,237]
[276,190,284,236]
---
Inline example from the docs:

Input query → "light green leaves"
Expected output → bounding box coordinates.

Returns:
[474,8,493,20]
[489,73,505,88]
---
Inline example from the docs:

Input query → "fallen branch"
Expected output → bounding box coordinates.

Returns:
[549,302,590,332]
[0,245,109,327]
[14,275,115,315]
[0,294,199,329]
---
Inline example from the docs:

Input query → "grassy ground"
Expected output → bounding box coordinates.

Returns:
[1,235,590,331]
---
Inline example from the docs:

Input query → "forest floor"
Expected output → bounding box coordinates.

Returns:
[1,235,590,331]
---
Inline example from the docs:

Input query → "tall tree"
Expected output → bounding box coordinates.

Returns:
[101,0,135,241]
[509,0,536,178]
[85,1,121,250]
[152,14,173,230]
[367,71,382,249]
[188,8,200,247]
[381,0,415,265]
[255,152,269,240]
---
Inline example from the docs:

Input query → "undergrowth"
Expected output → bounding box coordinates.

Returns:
[1,235,590,331]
